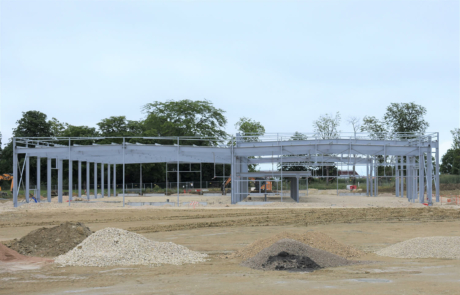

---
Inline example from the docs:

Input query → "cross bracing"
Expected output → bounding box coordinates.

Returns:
[12,132,440,207]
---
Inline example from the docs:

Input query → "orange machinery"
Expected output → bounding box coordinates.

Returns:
[0,173,13,195]
[224,177,272,193]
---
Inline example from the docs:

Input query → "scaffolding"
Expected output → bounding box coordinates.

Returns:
[11,132,440,207]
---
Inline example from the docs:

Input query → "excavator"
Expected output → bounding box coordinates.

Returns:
[223,177,272,194]
[0,173,13,197]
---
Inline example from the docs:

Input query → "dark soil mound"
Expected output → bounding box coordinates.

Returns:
[4,222,92,257]
[264,251,322,272]
[242,239,357,272]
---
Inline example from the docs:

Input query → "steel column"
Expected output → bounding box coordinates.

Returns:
[58,159,63,203]
[101,163,104,198]
[406,156,410,201]
[370,158,373,196]
[78,161,82,198]
[395,156,399,197]
[400,156,404,199]
[86,162,90,201]
[177,137,179,206]
[122,138,125,207]
[25,155,30,203]
[374,158,378,197]
[420,153,425,204]
[94,163,97,198]
[366,157,369,196]
[113,164,116,196]
[47,158,51,202]
[69,159,72,205]
[108,164,111,197]
[427,136,433,204]
[435,133,440,202]
[37,157,41,202]
[13,138,18,207]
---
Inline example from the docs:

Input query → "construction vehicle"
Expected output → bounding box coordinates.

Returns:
[223,177,273,193]
[0,173,13,197]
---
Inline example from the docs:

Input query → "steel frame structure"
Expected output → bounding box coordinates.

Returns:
[12,132,440,207]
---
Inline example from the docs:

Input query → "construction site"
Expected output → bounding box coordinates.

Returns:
[1,132,460,294]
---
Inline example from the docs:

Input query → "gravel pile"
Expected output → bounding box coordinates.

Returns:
[241,239,357,272]
[55,228,208,267]
[229,231,364,260]
[376,236,460,259]
[4,222,92,257]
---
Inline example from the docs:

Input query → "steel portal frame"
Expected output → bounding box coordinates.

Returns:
[11,132,440,207]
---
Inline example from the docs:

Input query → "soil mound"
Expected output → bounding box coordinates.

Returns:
[55,228,207,267]
[0,243,52,263]
[5,222,92,257]
[242,239,356,272]
[376,236,460,259]
[229,231,364,260]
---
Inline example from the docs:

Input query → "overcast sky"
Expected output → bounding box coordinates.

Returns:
[1,0,459,161]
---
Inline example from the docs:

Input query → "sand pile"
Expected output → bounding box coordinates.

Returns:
[241,239,357,272]
[229,231,364,260]
[55,228,208,267]
[376,236,460,259]
[0,243,52,263]
[5,222,92,257]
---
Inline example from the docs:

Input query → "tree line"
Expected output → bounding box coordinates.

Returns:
[0,100,458,189]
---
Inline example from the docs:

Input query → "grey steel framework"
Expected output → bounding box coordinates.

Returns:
[11,132,440,207]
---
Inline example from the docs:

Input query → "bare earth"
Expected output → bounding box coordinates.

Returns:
[1,192,460,294]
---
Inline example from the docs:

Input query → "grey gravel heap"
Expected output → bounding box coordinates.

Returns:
[241,239,357,272]
[376,236,460,259]
[54,228,207,267]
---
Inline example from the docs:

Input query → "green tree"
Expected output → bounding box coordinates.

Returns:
[49,117,68,137]
[451,128,460,150]
[441,128,460,175]
[143,100,227,145]
[13,111,53,138]
[360,116,386,139]
[234,117,265,172]
[441,149,460,175]
[97,116,143,137]
[234,117,265,142]
[383,102,429,136]
[313,112,341,139]
[313,112,341,184]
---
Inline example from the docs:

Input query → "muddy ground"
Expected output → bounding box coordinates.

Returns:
[1,204,460,294]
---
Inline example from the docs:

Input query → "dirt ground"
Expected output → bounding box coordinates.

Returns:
[1,193,460,294]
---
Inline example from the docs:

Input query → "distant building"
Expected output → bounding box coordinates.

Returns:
[338,170,359,177]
